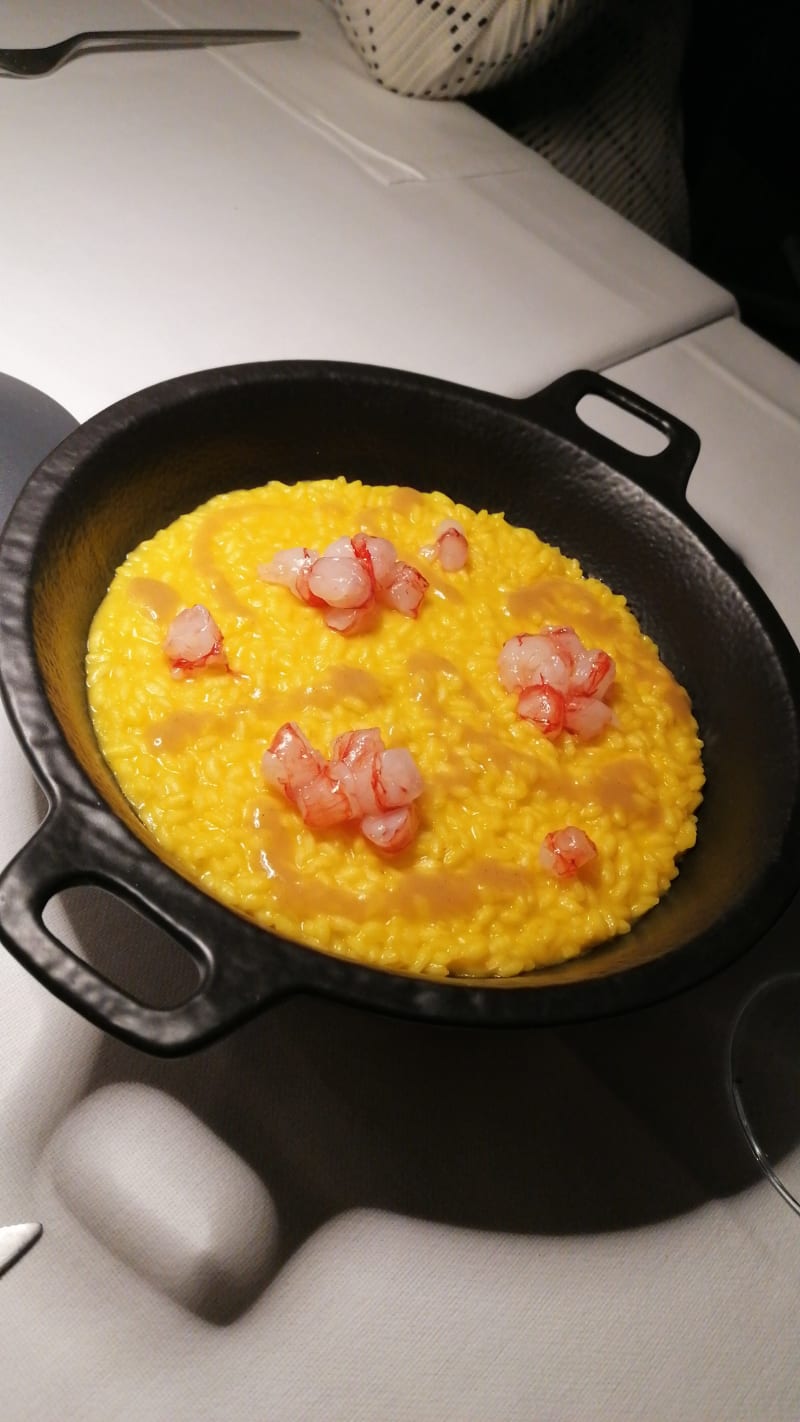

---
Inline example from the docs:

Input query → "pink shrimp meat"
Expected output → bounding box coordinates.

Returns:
[569,647,616,700]
[498,625,616,740]
[425,519,469,572]
[378,560,429,618]
[497,633,571,694]
[262,723,424,851]
[539,826,597,877]
[516,683,565,738]
[322,605,376,636]
[361,803,420,853]
[260,532,429,631]
[163,605,227,675]
[307,555,373,608]
[261,722,326,801]
[258,547,325,606]
[563,696,613,740]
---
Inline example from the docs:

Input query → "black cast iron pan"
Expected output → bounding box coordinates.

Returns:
[0,363,798,1055]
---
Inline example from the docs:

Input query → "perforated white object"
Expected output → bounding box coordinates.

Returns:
[326,0,691,251]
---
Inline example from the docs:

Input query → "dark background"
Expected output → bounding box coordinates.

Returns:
[683,1,800,362]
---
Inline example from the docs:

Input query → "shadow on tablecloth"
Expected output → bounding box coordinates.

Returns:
[66,878,799,1319]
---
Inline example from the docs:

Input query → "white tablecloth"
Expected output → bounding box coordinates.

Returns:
[0,0,731,420]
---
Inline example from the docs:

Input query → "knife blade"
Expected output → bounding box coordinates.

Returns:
[0,1222,42,1278]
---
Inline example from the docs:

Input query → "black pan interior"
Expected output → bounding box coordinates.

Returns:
[3,362,800,1039]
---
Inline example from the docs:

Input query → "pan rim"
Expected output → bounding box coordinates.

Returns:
[0,359,798,1050]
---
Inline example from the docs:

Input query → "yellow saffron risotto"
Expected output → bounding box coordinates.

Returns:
[86,477,704,978]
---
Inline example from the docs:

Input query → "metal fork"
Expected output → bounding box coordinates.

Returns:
[0,28,300,78]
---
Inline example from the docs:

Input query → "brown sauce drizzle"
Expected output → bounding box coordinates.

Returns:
[466,730,571,791]
[244,666,385,728]
[127,578,180,623]
[407,651,462,678]
[506,576,621,642]
[251,800,531,925]
[147,709,237,753]
[406,651,486,716]
[425,574,465,604]
[304,665,384,710]
[190,506,264,616]
[582,757,662,826]
[390,486,425,516]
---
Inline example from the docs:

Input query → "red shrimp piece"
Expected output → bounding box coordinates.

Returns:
[307,555,373,609]
[257,545,309,589]
[569,647,616,700]
[546,625,584,670]
[498,634,571,695]
[263,723,355,826]
[360,535,398,590]
[516,683,566,738]
[361,802,420,854]
[261,722,326,801]
[321,536,357,558]
[563,696,613,740]
[432,520,469,572]
[330,728,385,765]
[320,534,393,582]
[539,826,597,878]
[374,747,425,810]
[261,533,427,629]
[294,769,356,828]
[322,605,376,636]
[330,732,424,817]
[295,557,328,607]
[379,560,429,618]
[163,605,227,676]
[258,547,325,606]
[329,727,385,817]
[350,533,378,594]
[499,625,616,739]
[317,535,398,632]
[262,724,425,850]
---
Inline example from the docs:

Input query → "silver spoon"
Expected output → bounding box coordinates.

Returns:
[0,28,300,78]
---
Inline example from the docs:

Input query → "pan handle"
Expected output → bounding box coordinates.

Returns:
[0,804,304,1055]
[517,369,701,504]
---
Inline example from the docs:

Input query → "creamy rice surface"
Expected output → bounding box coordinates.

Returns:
[86,477,704,978]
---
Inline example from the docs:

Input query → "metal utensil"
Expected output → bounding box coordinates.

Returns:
[0,1222,42,1278]
[0,29,299,78]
